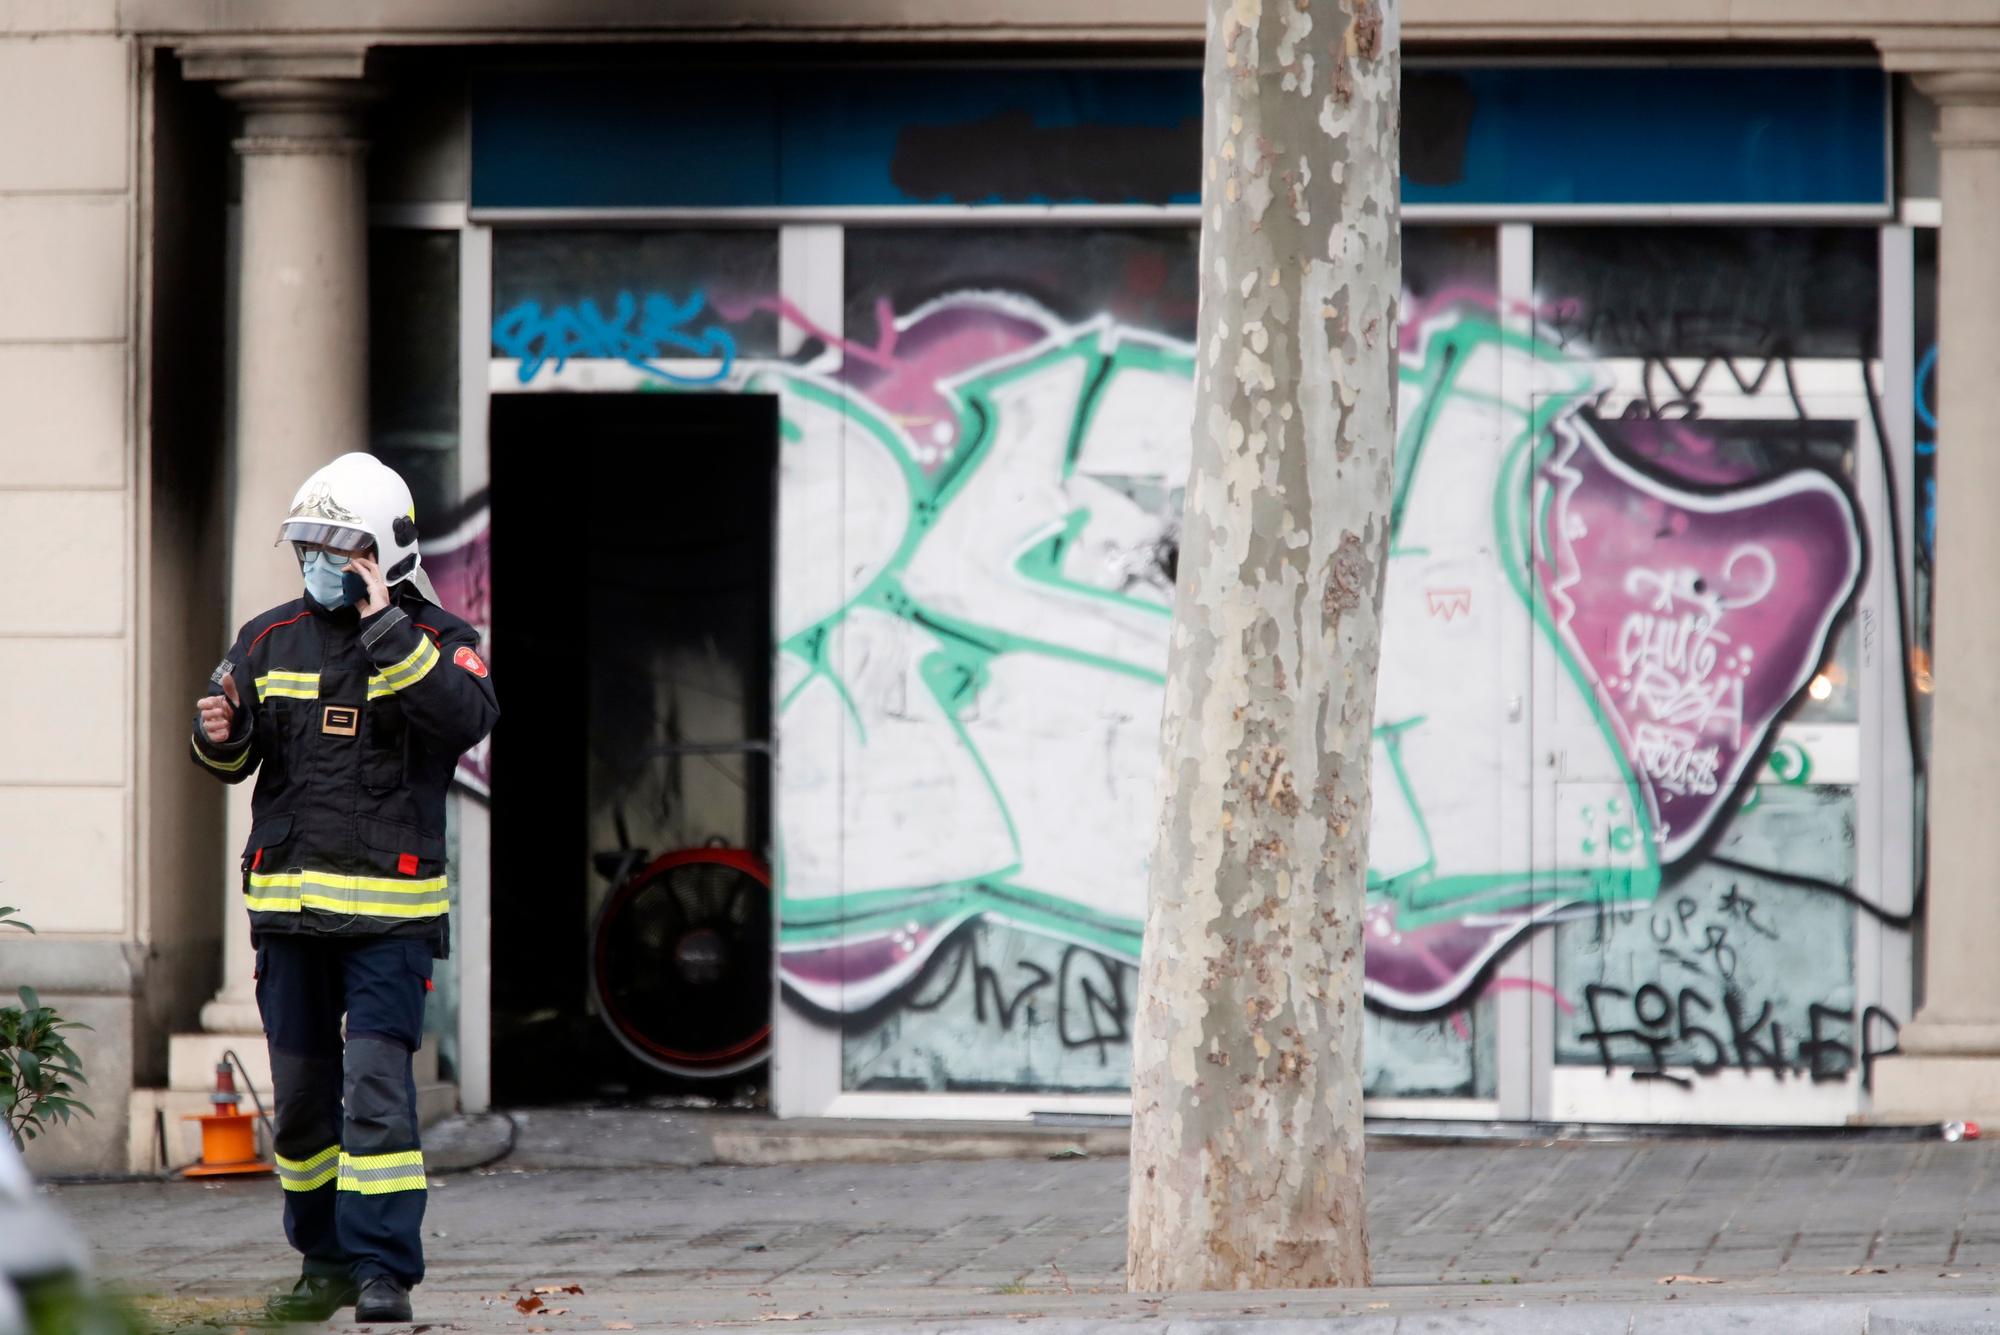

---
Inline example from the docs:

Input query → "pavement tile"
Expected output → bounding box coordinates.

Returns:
[45,1118,2000,1332]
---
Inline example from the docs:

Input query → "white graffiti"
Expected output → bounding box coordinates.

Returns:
[1632,722,1723,797]
[1610,548,1773,789]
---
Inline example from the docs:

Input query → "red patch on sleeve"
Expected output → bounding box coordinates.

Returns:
[398,852,419,876]
[252,848,263,871]
[453,646,489,679]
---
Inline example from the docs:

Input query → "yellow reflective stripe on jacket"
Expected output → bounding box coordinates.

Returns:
[275,1144,340,1192]
[256,670,321,702]
[247,869,450,919]
[192,736,251,773]
[373,636,440,694]
[338,1149,427,1195]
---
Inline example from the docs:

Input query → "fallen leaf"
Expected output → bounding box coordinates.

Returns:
[1367,1302,1391,1310]
[543,1309,569,1317]
[1657,1275,1723,1285]
[607,1324,636,1331]
[1848,1266,1889,1276]
[528,1327,550,1332]
[532,1285,584,1296]
[515,1296,544,1314]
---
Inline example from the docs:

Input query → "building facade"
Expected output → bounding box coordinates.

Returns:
[1,0,1997,1172]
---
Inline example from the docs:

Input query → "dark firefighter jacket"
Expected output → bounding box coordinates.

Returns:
[191,585,499,952]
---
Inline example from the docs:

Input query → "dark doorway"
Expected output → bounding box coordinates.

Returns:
[489,392,777,1105]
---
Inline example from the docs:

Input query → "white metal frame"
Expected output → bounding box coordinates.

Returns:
[455,223,495,1112]
[1495,221,1544,1122]
[768,223,845,1117]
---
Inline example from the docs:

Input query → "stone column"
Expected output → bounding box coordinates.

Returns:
[180,49,374,1036]
[1874,68,2000,1120]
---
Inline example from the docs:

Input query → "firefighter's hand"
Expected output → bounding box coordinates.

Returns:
[197,672,239,744]
[351,554,392,617]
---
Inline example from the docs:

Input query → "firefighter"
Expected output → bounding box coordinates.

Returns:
[192,453,498,1324]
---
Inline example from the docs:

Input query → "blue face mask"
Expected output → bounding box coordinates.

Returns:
[302,551,369,610]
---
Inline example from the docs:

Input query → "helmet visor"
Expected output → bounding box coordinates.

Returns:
[277,521,373,555]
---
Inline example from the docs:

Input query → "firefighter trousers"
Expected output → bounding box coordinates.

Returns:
[254,932,433,1287]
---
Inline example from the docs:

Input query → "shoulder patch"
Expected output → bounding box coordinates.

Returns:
[454,646,489,679]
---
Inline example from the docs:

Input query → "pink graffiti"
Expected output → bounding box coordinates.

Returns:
[1443,980,1571,1047]
[422,508,492,798]
[710,294,903,372]
[722,291,1056,468]
[838,300,1051,464]
[1366,896,1548,1016]
[1538,416,1862,864]
[1399,285,1580,331]
[1483,976,1576,1016]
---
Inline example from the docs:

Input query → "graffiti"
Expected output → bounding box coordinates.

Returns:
[1916,343,1938,569]
[1579,984,1900,1090]
[1915,345,1938,434]
[841,920,1137,1091]
[772,291,1180,1052]
[1425,587,1471,620]
[1552,778,1892,1093]
[735,272,1883,1094]
[493,291,737,385]
[893,930,1133,1062]
[420,497,492,797]
[491,228,1903,1107]
[1542,421,1862,862]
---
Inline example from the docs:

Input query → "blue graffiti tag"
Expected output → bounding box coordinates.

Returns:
[492,290,737,385]
[1914,344,1938,441]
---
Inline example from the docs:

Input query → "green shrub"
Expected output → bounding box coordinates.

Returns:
[0,907,93,1151]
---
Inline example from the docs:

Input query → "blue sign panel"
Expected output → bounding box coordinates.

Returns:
[472,63,1887,210]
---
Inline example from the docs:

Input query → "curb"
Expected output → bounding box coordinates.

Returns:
[709,1119,1131,1165]
[868,1296,2000,1333]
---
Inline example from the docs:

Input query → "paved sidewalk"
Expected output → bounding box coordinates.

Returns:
[49,1113,2000,1332]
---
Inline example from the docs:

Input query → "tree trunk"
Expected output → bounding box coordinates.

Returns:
[1126,0,1399,1293]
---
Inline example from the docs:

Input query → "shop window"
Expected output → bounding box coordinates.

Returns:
[491,228,781,376]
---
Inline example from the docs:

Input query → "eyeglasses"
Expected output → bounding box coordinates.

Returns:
[293,542,369,565]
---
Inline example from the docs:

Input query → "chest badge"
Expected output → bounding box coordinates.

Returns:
[321,705,360,737]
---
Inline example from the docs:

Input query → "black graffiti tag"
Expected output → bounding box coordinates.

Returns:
[1581,983,1901,1089]
[1057,946,1132,1063]
[900,931,1135,1065]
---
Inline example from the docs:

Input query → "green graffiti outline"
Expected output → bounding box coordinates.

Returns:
[763,305,1664,976]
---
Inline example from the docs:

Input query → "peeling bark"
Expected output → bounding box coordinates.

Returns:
[1127,0,1398,1293]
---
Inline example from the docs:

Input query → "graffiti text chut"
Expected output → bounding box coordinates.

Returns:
[1615,610,1744,737]
[492,290,737,384]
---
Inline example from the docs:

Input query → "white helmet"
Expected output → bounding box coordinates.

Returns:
[275,453,438,604]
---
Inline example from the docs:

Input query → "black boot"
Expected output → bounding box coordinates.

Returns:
[353,1276,413,1324]
[265,1274,358,1323]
